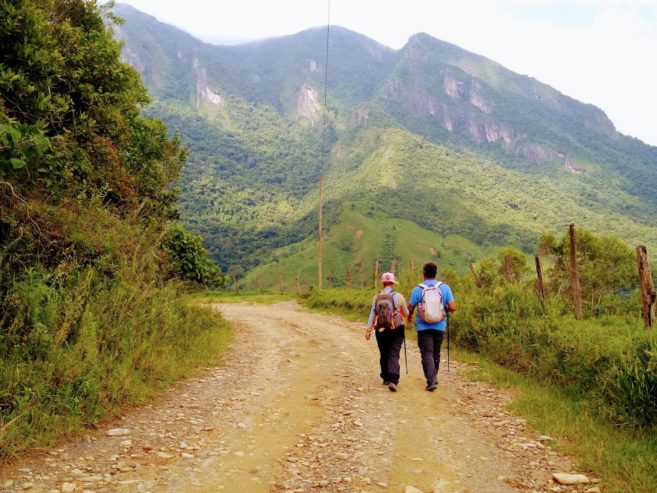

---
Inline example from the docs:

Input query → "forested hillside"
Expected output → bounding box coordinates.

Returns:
[0,0,226,457]
[113,4,657,288]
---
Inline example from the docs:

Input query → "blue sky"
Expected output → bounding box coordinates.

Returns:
[116,0,657,147]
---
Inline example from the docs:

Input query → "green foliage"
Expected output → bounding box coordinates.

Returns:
[0,0,185,218]
[0,262,230,458]
[164,226,222,285]
[0,0,226,457]
[113,7,657,283]
[540,228,637,316]
[0,115,50,173]
[304,228,657,430]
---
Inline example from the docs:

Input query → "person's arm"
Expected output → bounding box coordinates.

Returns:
[442,284,456,314]
[366,294,377,340]
[407,288,417,323]
[397,293,409,320]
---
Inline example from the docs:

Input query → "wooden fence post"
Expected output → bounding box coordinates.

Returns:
[256,272,261,295]
[296,270,301,295]
[568,223,583,318]
[636,245,656,328]
[534,254,546,310]
[279,274,285,295]
[469,263,482,288]
[346,268,351,290]
[503,254,513,282]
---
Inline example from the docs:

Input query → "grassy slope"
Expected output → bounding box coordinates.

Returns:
[241,127,657,289]
[241,204,491,289]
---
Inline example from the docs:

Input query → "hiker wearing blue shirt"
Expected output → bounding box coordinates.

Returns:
[407,262,457,391]
[366,272,409,392]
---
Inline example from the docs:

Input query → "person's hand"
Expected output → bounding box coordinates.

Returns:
[365,327,372,341]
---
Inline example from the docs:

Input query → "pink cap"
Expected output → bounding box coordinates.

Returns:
[381,272,397,284]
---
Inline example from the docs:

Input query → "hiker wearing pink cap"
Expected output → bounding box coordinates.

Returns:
[366,272,409,392]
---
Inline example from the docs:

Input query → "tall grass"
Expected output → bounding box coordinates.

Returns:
[0,202,231,458]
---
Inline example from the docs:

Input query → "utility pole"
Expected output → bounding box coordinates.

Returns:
[568,223,583,319]
[318,175,323,290]
[534,254,546,311]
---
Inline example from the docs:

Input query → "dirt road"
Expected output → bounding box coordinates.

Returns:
[0,302,586,493]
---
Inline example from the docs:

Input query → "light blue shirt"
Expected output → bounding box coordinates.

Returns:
[408,280,454,332]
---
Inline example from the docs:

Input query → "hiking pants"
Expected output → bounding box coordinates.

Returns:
[417,329,444,385]
[375,325,405,385]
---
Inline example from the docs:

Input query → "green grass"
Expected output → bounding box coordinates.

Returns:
[460,351,657,493]
[0,280,232,459]
[240,204,492,290]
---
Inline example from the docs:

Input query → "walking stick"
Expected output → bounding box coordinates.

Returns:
[446,314,450,373]
[403,331,408,374]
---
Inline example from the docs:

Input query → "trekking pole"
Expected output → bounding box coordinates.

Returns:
[403,331,408,374]
[446,314,450,373]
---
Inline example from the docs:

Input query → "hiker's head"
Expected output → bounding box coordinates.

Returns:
[381,272,397,287]
[423,262,437,279]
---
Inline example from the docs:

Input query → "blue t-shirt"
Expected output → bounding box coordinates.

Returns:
[408,280,454,332]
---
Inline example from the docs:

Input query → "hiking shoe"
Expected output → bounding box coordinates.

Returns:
[388,382,397,392]
[425,382,438,392]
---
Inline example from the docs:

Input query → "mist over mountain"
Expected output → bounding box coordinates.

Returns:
[113,3,657,287]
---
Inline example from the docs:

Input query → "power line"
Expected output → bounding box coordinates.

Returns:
[318,0,331,290]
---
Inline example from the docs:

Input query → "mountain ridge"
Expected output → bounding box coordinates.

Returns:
[112,4,657,286]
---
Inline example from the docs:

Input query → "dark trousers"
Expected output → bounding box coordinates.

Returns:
[375,325,405,385]
[417,329,444,385]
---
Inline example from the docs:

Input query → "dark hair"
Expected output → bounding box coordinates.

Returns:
[423,262,437,278]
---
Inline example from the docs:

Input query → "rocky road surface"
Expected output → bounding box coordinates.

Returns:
[0,302,599,493]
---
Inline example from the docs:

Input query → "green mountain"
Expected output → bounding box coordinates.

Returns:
[112,4,657,287]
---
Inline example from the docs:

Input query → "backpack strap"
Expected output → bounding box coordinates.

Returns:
[378,289,398,307]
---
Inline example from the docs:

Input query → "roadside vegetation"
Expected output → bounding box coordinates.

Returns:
[303,227,657,492]
[0,1,228,458]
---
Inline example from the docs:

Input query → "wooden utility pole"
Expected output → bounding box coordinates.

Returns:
[534,254,546,310]
[469,263,482,288]
[373,260,379,288]
[568,223,583,318]
[318,176,323,290]
[636,245,656,328]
